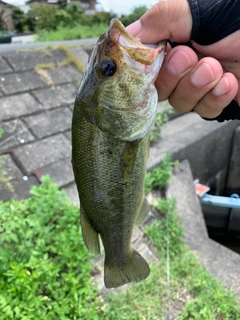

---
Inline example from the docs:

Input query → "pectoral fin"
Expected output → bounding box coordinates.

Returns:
[80,205,100,254]
[135,197,149,226]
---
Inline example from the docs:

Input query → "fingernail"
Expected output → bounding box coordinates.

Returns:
[167,51,192,74]
[212,77,230,96]
[191,63,215,86]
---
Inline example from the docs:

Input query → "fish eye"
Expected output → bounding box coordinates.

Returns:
[99,59,117,77]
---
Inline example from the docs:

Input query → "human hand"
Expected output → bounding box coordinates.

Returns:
[126,0,239,119]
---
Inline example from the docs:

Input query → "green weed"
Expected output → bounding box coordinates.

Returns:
[35,23,108,42]
[144,153,177,195]
[145,200,240,320]
[1,155,239,319]
[150,107,173,143]
[0,175,103,319]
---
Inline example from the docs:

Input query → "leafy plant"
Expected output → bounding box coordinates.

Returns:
[0,175,103,319]
[145,153,177,195]
[150,108,173,143]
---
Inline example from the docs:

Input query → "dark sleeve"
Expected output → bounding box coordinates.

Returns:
[187,0,240,121]
[202,100,240,122]
[188,0,240,45]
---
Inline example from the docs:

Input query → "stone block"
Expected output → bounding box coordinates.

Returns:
[0,154,39,201]
[226,125,240,194]
[148,113,239,183]
[0,153,23,181]
[0,119,35,153]
[64,130,71,141]
[166,160,240,296]
[37,157,74,187]
[0,175,39,201]
[4,49,67,72]
[0,71,46,95]
[69,46,89,69]
[139,245,157,263]
[0,56,13,74]
[64,182,79,205]
[0,93,42,121]
[72,81,80,91]
[32,84,77,110]
[46,65,82,85]
[23,107,72,139]
[13,134,71,174]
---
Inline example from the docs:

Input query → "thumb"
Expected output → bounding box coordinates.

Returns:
[126,0,192,44]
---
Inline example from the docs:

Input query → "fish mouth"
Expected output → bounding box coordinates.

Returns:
[108,18,166,66]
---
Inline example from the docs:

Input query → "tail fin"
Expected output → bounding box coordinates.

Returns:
[104,249,150,288]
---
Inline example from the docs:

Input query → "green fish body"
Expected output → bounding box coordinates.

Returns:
[72,19,166,288]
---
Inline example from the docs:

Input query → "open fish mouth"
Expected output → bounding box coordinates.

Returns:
[108,18,166,68]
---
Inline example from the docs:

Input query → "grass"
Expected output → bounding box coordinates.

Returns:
[150,107,173,143]
[35,23,108,42]
[144,153,177,195]
[102,197,240,319]
[0,154,239,319]
[0,175,103,319]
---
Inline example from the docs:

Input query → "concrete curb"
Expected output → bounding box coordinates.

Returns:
[166,160,240,297]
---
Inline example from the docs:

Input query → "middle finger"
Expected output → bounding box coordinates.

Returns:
[168,57,224,112]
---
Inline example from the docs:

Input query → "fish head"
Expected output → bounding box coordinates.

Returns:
[76,18,166,141]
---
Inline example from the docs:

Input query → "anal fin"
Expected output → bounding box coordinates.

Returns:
[135,197,149,226]
[80,205,100,254]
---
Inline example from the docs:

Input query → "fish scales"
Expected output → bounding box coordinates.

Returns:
[72,18,166,288]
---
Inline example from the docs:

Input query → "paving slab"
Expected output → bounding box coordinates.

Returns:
[0,71,47,95]
[0,45,87,203]
[69,46,89,69]
[0,175,39,201]
[23,107,72,139]
[0,119,35,153]
[46,65,82,85]
[13,134,71,174]
[0,56,13,74]
[64,130,71,141]
[32,83,77,110]
[0,153,23,181]
[0,93,42,121]
[4,49,67,72]
[37,157,74,188]
[64,182,79,206]
[0,153,40,201]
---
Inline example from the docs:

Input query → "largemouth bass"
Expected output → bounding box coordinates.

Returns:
[72,18,166,288]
